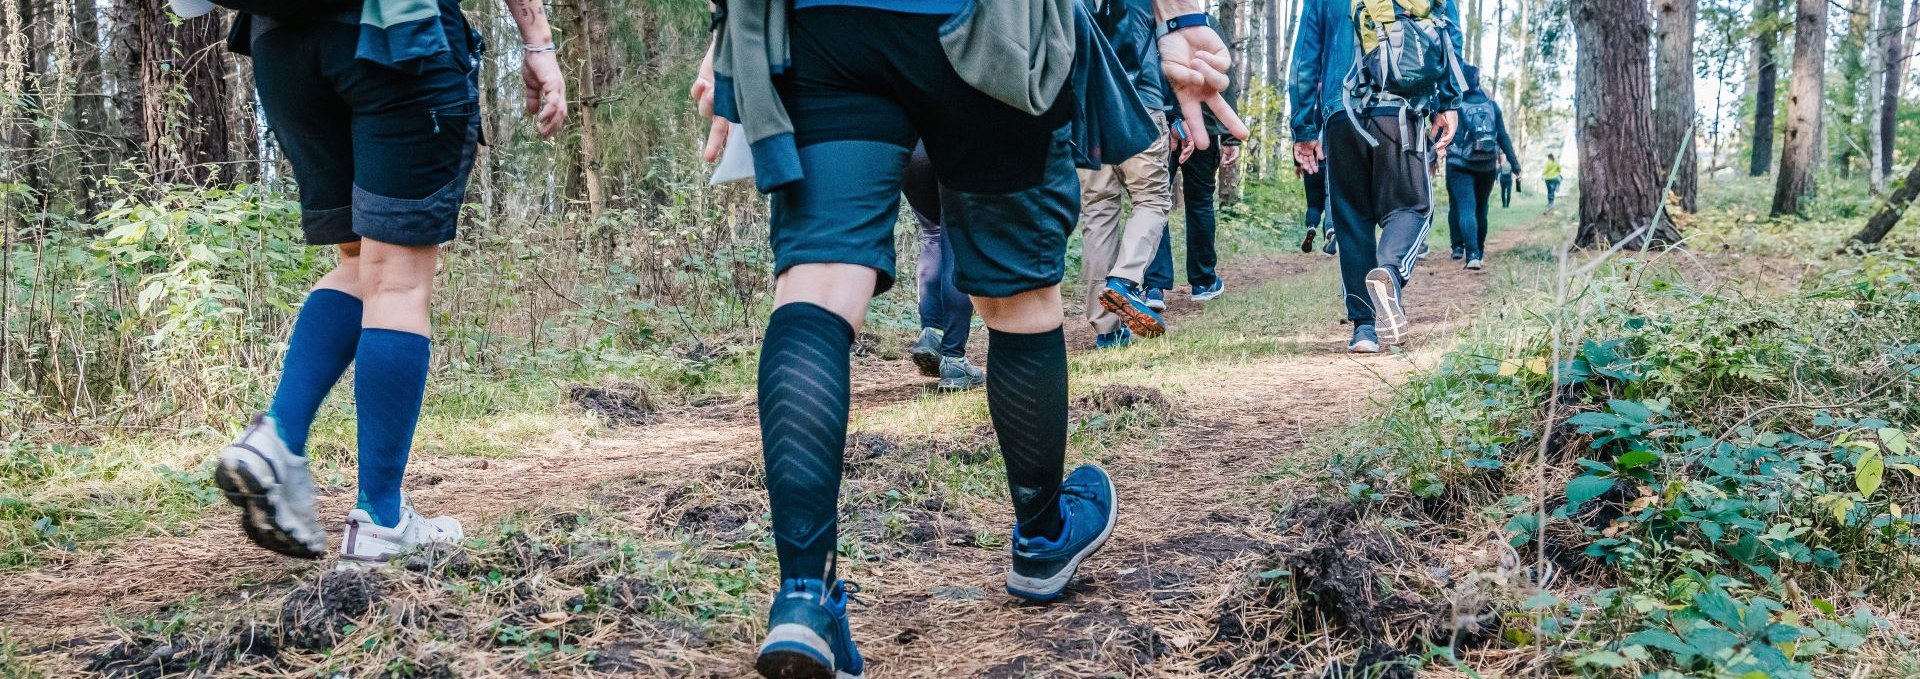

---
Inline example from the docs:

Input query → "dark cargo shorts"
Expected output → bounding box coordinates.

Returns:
[771,6,1080,298]
[250,12,482,247]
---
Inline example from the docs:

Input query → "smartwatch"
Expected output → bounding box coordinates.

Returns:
[1157,13,1216,39]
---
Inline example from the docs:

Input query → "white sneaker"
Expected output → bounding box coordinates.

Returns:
[338,496,464,568]
[216,415,327,559]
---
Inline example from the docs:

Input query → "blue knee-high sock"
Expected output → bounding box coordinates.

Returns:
[759,302,855,582]
[268,289,362,456]
[354,328,430,528]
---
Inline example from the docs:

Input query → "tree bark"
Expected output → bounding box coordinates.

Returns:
[1769,0,1826,217]
[1749,0,1781,177]
[1572,0,1676,248]
[1265,0,1281,88]
[1849,156,1920,244]
[1653,0,1698,212]
[127,2,236,184]
[1218,0,1245,203]
[1874,0,1907,190]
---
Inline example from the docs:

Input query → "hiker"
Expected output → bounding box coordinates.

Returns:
[694,1,1245,677]
[1297,165,1333,255]
[1543,154,1563,207]
[1290,0,1465,352]
[1081,0,1177,348]
[1497,157,1514,209]
[904,143,985,391]
[1442,64,1520,270]
[182,0,568,563]
[1147,78,1240,304]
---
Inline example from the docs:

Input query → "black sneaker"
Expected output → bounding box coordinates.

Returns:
[1299,228,1318,253]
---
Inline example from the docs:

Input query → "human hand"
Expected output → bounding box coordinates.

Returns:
[522,50,567,138]
[1221,144,1239,166]
[1293,140,1321,175]
[1429,110,1458,158]
[1158,27,1247,152]
[689,44,729,162]
[1169,122,1195,164]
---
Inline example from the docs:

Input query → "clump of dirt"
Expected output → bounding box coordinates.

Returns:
[569,382,655,426]
[845,431,903,466]
[1076,384,1175,420]
[279,569,388,651]
[85,623,279,678]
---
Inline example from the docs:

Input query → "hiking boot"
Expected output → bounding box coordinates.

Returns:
[908,328,942,378]
[338,496,464,568]
[756,578,864,679]
[1299,228,1318,253]
[1465,257,1484,271]
[1007,465,1118,602]
[1348,324,1382,354]
[1094,326,1134,350]
[937,356,985,392]
[1364,267,1408,345]
[1322,229,1337,257]
[216,414,327,559]
[1191,279,1226,303]
[1144,288,1167,311]
[1098,278,1166,338]
[1451,247,1465,260]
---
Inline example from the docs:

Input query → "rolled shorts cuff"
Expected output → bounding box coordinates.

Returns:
[300,205,356,245]
[349,118,478,247]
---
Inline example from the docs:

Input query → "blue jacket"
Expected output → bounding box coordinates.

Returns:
[1288,0,1465,141]
[1091,0,1169,116]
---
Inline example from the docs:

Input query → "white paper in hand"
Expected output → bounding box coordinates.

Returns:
[708,123,755,186]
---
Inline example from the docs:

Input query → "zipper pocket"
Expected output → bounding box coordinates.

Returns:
[427,100,479,135]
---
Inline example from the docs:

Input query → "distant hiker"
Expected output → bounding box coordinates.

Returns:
[1082,0,1177,348]
[695,1,1244,676]
[1147,76,1239,303]
[1543,154,1563,206]
[1497,157,1514,209]
[904,143,985,391]
[1290,0,1466,352]
[1443,64,1520,270]
[181,0,568,564]
[1297,165,1333,256]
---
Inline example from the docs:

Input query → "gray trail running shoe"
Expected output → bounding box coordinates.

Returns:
[216,415,327,559]
[937,355,986,392]
[909,328,942,378]
[1465,257,1485,271]
[1365,267,1408,345]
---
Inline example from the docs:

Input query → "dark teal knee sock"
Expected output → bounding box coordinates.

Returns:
[268,289,362,456]
[986,326,1069,541]
[759,302,855,581]
[354,328,430,528]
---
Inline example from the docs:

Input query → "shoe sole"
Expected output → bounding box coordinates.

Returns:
[1192,284,1225,303]
[1299,230,1317,253]
[1348,340,1382,353]
[215,447,325,559]
[908,347,941,378]
[1006,471,1120,602]
[757,625,840,679]
[1465,262,1484,270]
[1098,288,1165,338]
[1146,300,1167,311]
[1364,269,1408,346]
[937,377,985,392]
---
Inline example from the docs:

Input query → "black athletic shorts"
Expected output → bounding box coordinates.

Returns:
[771,6,1079,297]
[249,8,481,247]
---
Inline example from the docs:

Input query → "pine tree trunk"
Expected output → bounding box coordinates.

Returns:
[564,0,606,220]
[1849,156,1920,244]
[1749,0,1780,177]
[1508,0,1531,155]
[1218,0,1245,203]
[1770,0,1826,217]
[1572,0,1675,248]
[1836,0,1871,177]
[1265,0,1281,88]
[128,1,235,184]
[1653,0,1698,212]
[1874,0,1907,189]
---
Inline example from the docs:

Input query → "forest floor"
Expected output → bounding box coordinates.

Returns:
[6,193,1574,677]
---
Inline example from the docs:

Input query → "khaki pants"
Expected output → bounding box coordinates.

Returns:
[1079,113,1172,334]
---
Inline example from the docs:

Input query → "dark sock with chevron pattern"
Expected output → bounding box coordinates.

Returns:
[758,302,855,581]
[986,326,1068,541]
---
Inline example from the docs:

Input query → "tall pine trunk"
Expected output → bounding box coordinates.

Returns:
[1874,0,1907,190]
[1653,0,1698,212]
[1572,0,1676,248]
[1749,0,1780,177]
[1769,0,1826,217]
[128,3,236,184]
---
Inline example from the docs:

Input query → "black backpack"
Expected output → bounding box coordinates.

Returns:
[1454,99,1500,161]
[214,0,361,22]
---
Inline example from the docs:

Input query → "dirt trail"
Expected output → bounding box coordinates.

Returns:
[4,222,1536,676]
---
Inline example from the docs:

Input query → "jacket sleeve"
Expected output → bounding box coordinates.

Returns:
[1288,0,1326,140]
[1434,0,1465,111]
[1494,102,1520,172]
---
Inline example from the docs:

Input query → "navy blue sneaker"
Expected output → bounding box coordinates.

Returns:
[1098,277,1166,338]
[1347,323,1382,354]
[1191,279,1226,303]
[1006,465,1118,602]
[756,579,864,679]
[1451,247,1465,260]
[1144,287,1167,311]
[1094,326,1133,350]
[1321,229,1337,256]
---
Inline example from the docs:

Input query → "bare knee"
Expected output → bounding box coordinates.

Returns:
[973,285,1063,334]
[774,263,877,332]
[314,242,365,298]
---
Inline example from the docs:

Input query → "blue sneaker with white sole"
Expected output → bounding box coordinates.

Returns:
[1006,464,1118,602]
[1191,279,1226,303]
[1098,277,1165,338]
[756,579,864,679]
[1143,288,1166,311]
